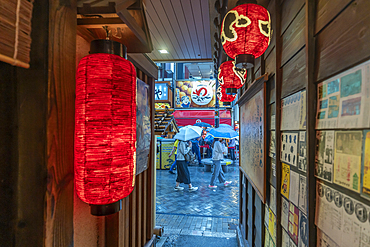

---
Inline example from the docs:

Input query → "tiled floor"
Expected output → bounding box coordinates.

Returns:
[155,161,240,246]
[156,163,240,217]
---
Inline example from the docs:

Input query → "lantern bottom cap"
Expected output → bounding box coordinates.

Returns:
[223,102,231,106]
[90,200,122,216]
[226,88,238,95]
[235,54,255,69]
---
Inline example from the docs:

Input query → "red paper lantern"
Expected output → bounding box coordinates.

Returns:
[217,86,236,106]
[221,3,271,69]
[218,61,247,95]
[75,40,136,216]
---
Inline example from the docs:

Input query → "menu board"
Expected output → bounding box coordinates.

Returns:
[240,89,265,201]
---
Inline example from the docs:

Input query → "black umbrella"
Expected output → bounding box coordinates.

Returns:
[194,122,212,128]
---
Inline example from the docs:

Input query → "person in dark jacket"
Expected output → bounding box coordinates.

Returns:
[191,137,202,165]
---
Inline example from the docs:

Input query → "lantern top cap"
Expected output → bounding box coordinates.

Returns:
[90,39,127,58]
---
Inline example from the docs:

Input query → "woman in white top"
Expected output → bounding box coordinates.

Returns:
[174,140,198,192]
[208,138,232,188]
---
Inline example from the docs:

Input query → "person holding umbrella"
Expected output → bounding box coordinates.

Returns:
[208,138,232,188]
[173,126,201,192]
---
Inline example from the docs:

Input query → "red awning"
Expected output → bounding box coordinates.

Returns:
[173,110,231,126]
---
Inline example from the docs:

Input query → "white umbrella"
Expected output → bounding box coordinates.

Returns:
[174,126,203,141]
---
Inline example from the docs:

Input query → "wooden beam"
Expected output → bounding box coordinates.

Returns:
[77,17,125,27]
[117,9,148,47]
[127,53,158,80]
[78,2,116,15]
[77,26,96,43]
[115,0,136,12]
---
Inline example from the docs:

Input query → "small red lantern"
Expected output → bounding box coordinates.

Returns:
[75,40,136,216]
[218,61,247,95]
[217,86,236,106]
[221,3,271,69]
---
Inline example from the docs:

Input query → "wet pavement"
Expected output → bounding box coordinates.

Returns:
[155,161,240,247]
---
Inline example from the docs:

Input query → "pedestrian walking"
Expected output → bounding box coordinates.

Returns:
[175,140,198,192]
[208,138,231,188]
[191,137,202,165]
[228,138,236,160]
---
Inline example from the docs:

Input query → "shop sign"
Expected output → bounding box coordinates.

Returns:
[191,81,213,106]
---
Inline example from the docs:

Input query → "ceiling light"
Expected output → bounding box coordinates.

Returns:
[159,49,168,54]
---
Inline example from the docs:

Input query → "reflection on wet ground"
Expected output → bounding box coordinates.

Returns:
[156,164,239,217]
[155,163,240,246]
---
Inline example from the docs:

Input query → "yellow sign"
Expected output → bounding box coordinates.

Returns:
[362,131,370,197]
[268,208,276,243]
[161,142,175,169]
[155,102,171,109]
[281,163,290,199]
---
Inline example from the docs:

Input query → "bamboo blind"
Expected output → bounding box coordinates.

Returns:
[0,0,33,68]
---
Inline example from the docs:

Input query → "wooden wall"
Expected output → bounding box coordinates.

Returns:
[0,0,49,246]
[0,0,157,246]
[238,0,370,246]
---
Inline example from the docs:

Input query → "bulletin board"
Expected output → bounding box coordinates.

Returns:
[314,59,370,247]
[238,75,268,202]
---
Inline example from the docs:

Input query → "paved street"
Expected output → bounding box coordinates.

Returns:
[155,161,239,247]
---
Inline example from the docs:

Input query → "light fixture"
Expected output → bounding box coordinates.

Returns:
[75,39,137,216]
[221,3,271,69]
[159,49,168,54]
[218,61,247,95]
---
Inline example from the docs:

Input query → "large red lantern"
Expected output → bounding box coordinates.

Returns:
[218,61,247,95]
[217,86,236,106]
[221,3,271,69]
[75,40,137,216]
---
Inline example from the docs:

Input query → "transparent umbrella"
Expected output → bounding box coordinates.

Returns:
[174,125,203,141]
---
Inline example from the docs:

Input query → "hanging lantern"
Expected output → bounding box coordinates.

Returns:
[218,61,247,95]
[217,86,236,106]
[75,39,137,216]
[221,3,271,69]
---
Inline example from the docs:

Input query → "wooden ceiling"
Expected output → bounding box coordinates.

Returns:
[144,0,212,62]
[76,0,270,66]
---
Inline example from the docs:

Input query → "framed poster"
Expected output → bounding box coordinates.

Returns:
[136,79,151,175]
[239,75,267,202]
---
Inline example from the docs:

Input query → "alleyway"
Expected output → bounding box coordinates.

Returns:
[155,163,239,247]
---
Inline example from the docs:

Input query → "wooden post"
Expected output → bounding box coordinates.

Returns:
[45,0,77,246]
[305,0,317,246]
[274,0,283,246]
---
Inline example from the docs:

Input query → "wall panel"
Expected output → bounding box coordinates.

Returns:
[265,49,276,77]
[281,0,304,35]
[316,0,370,82]
[315,0,352,34]
[281,5,305,66]
[281,48,307,98]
